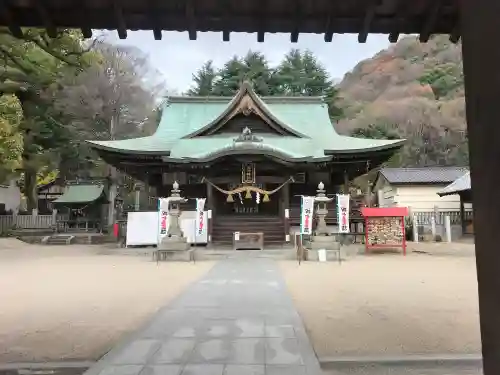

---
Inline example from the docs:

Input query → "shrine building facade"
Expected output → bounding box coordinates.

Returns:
[87,82,404,246]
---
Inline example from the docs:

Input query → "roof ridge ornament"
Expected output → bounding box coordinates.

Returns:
[233,127,263,143]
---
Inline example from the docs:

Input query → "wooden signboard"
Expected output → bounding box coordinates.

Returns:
[361,207,408,255]
[233,231,264,250]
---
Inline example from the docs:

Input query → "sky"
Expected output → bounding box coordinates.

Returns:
[106,31,392,93]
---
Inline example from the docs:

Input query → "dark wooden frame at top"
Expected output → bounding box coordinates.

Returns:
[1,0,460,43]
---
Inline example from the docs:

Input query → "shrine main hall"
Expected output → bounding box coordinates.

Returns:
[87,82,404,246]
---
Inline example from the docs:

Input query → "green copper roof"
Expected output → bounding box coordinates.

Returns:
[53,184,105,204]
[87,83,404,160]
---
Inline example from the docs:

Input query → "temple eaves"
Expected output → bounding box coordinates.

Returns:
[1,0,460,43]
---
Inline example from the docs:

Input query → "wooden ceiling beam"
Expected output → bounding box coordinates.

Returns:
[221,0,231,41]
[153,28,162,40]
[81,27,92,39]
[34,0,57,38]
[0,0,22,37]
[290,0,301,43]
[419,0,441,42]
[112,0,127,39]
[449,18,461,43]
[186,0,197,40]
[149,0,162,40]
[358,0,378,43]
[324,1,336,42]
[388,0,408,43]
[256,0,266,42]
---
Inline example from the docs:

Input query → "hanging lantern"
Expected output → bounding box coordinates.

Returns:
[263,193,270,202]
[227,194,234,203]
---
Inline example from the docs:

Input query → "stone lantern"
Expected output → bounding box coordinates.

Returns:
[305,181,342,261]
[158,181,190,252]
[314,181,332,236]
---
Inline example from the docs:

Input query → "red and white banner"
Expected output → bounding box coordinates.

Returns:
[195,198,206,236]
[337,194,350,233]
[157,197,170,243]
[300,196,315,235]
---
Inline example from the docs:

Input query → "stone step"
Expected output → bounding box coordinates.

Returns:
[213,228,284,234]
[213,215,283,221]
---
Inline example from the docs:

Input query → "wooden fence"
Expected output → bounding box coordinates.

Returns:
[0,214,69,233]
[413,210,473,226]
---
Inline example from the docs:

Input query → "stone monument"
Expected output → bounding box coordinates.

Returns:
[157,181,192,260]
[306,182,343,261]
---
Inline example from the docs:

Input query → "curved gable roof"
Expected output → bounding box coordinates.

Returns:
[181,81,308,138]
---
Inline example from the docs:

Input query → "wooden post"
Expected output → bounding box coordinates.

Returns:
[207,209,213,245]
[284,208,290,243]
[206,181,214,214]
[134,183,142,211]
[365,179,371,207]
[459,1,500,371]
[283,183,290,243]
[343,170,349,193]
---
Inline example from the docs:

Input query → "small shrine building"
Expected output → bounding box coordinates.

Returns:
[87,82,404,246]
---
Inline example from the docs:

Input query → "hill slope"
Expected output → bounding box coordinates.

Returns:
[336,35,467,167]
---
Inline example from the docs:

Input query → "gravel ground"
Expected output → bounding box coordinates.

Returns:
[279,253,481,358]
[0,240,214,363]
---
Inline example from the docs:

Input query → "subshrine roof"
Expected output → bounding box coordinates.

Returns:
[437,171,471,197]
[87,82,404,162]
[53,184,105,205]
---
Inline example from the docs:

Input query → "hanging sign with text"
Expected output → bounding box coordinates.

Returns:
[336,194,350,233]
[300,196,315,235]
[157,197,170,243]
[195,198,206,236]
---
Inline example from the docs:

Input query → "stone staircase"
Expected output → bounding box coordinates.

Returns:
[212,215,285,248]
[42,234,75,245]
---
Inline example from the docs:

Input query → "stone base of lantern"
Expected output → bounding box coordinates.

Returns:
[158,236,190,251]
[305,235,345,261]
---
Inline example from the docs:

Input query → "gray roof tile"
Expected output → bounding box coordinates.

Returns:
[379,167,469,185]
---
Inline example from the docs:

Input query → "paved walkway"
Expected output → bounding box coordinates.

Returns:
[84,259,322,375]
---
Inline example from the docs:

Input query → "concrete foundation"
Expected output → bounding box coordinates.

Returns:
[156,249,194,262]
[158,236,190,251]
[306,235,341,250]
[307,249,344,262]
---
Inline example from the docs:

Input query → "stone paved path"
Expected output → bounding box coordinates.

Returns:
[83,258,322,375]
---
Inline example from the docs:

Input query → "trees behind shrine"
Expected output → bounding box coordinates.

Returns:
[0,29,163,209]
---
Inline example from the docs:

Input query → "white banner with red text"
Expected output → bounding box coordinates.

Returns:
[336,194,350,233]
[300,196,315,235]
[195,198,206,237]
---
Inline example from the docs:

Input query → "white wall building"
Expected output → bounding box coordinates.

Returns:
[373,167,470,212]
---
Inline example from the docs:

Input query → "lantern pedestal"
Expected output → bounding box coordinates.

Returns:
[158,236,190,251]
[306,236,343,260]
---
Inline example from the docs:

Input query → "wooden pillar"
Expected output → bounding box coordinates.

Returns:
[460,1,500,373]
[283,183,290,242]
[206,181,214,244]
[343,170,349,193]
[206,181,214,213]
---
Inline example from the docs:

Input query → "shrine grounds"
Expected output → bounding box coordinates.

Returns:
[0,239,480,365]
